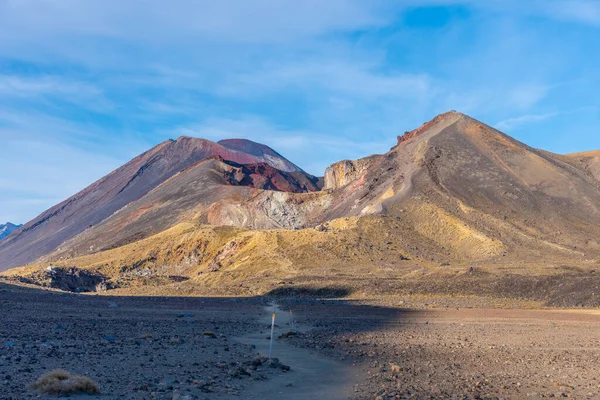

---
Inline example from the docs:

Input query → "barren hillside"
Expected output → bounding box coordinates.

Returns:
[4,112,600,305]
[0,138,319,269]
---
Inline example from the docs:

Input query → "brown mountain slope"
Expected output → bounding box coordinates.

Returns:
[559,150,600,183]
[6,217,600,306]
[5,111,600,306]
[0,137,319,270]
[309,112,600,259]
[218,138,303,172]
[43,156,323,261]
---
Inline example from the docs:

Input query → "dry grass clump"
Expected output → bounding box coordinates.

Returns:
[279,330,297,339]
[29,369,99,395]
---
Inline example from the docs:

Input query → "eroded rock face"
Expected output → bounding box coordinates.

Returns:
[207,190,331,230]
[220,159,321,193]
[323,158,377,190]
[218,138,302,173]
[0,136,316,271]
[17,267,108,292]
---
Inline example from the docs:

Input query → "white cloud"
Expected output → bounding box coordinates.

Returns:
[0,0,596,223]
[508,85,551,109]
[495,112,557,131]
[0,105,152,223]
[0,75,101,101]
[431,0,600,26]
[0,0,389,44]
[544,0,600,26]
[175,116,393,175]
[0,137,125,223]
[0,198,64,226]
[222,61,432,100]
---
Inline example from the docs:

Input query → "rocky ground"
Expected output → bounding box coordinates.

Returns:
[0,284,294,399]
[282,300,600,399]
[2,282,600,399]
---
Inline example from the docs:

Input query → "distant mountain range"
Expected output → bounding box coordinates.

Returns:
[0,223,22,241]
[3,112,600,305]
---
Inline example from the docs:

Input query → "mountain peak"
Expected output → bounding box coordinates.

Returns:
[218,138,302,172]
[396,111,478,146]
[218,138,263,146]
[0,222,22,241]
[0,134,313,270]
[7,111,600,303]
[174,135,208,142]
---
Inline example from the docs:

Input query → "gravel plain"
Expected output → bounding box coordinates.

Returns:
[2,283,600,399]
[282,301,600,399]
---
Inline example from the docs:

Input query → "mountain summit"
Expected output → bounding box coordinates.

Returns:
[0,137,319,269]
[3,111,600,305]
[217,139,303,172]
[0,223,22,241]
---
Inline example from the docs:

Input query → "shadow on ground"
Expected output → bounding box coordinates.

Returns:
[264,285,353,298]
[4,280,598,399]
[0,281,418,400]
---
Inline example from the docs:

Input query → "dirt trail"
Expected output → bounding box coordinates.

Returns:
[238,303,358,400]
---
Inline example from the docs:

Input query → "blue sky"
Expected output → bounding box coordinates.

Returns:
[0,0,599,223]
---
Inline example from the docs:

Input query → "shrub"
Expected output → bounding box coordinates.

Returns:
[279,330,297,339]
[29,369,100,395]
[168,337,183,344]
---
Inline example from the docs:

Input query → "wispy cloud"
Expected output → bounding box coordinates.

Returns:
[544,0,600,26]
[0,135,125,223]
[0,0,390,45]
[437,0,600,26]
[0,105,150,223]
[0,75,100,98]
[0,0,597,223]
[175,116,393,175]
[507,85,551,109]
[495,112,558,131]
[221,61,432,100]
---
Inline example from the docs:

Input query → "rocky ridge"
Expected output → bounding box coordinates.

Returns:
[0,138,319,270]
[4,111,600,305]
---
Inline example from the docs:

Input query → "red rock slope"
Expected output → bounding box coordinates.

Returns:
[0,137,319,270]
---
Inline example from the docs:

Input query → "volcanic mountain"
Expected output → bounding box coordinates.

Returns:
[0,137,320,270]
[0,223,22,241]
[4,112,600,306]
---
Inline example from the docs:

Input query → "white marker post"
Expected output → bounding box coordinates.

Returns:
[268,305,276,358]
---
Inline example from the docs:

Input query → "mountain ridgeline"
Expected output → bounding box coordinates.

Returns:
[0,223,22,241]
[0,138,320,270]
[3,112,600,305]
